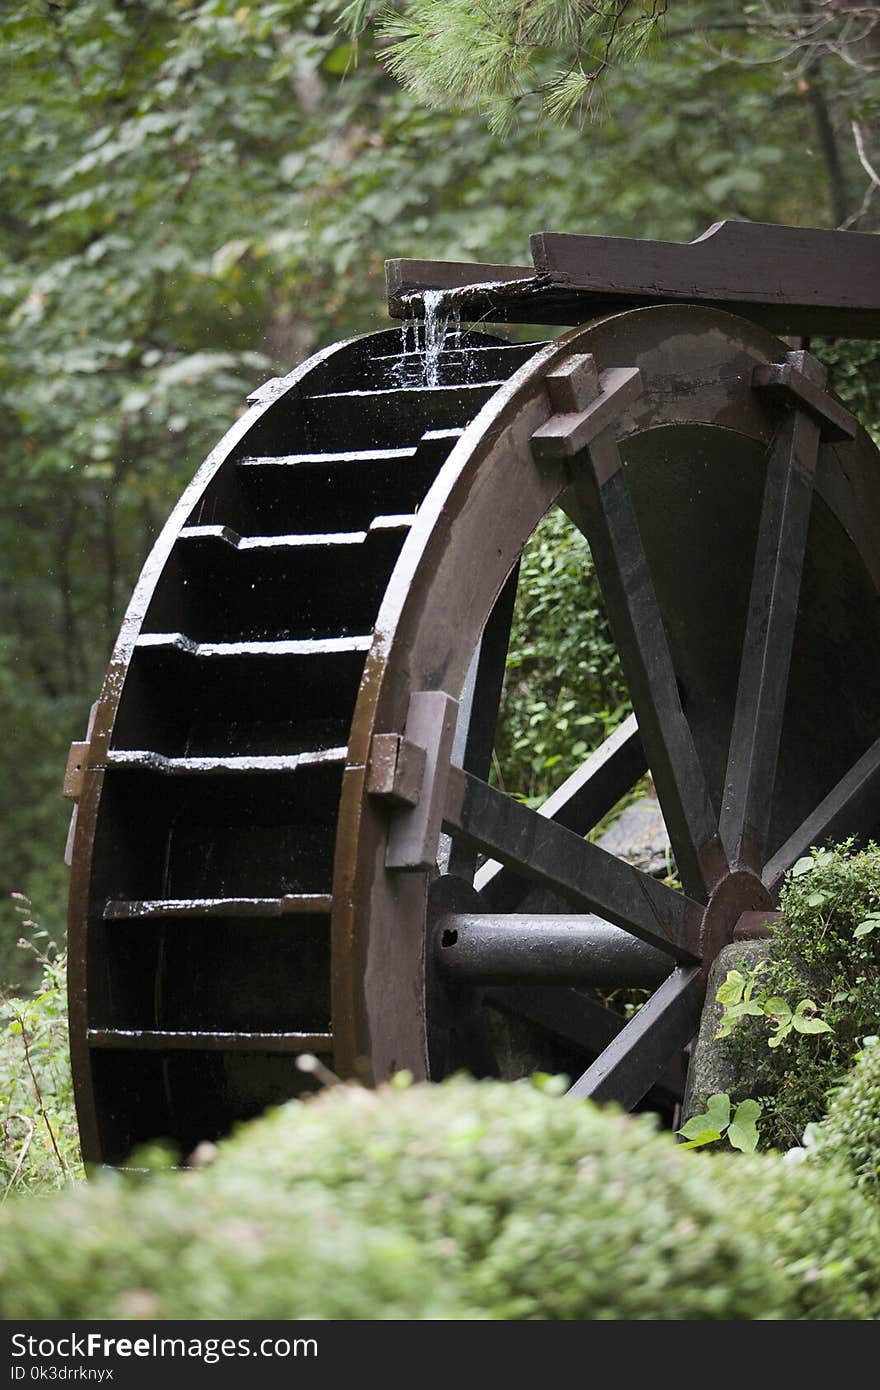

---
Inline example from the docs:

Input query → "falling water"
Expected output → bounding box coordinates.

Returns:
[395,290,463,388]
[421,289,457,387]
[392,300,418,386]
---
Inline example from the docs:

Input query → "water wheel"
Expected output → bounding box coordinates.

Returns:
[66,229,880,1166]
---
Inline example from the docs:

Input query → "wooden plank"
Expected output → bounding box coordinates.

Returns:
[386,257,533,311]
[532,222,880,337]
[87,1029,333,1053]
[531,366,644,460]
[104,748,347,775]
[566,967,703,1107]
[135,633,372,658]
[103,896,332,920]
[445,565,520,879]
[753,360,857,442]
[384,691,460,870]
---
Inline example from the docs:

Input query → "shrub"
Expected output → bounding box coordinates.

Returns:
[0,921,81,1196]
[724,841,880,1150]
[1,1077,879,1320]
[810,1038,880,1199]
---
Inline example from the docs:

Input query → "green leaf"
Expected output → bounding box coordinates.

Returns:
[678,1127,722,1151]
[732,1098,761,1123]
[716,970,745,1007]
[855,919,878,938]
[678,1092,730,1141]
[791,856,815,876]
[792,1016,834,1035]
[704,1092,731,1128]
[323,43,357,75]
[727,1099,761,1152]
[678,1113,717,1141]
[763,998,791,1022]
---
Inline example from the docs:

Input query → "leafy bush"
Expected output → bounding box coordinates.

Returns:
[724,842,880,1151]
[0,917,81,1196]
[810,1038,880,1199]
[820,338,880,445]
[1,1076,879,1320]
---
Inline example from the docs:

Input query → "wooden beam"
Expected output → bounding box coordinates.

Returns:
[566,967,704,1108]
[386,222,880,337]
[444,768,703,962]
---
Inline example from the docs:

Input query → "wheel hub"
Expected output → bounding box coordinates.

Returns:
[698,869,774,976]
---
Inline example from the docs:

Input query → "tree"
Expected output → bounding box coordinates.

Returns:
[342,0,880,230]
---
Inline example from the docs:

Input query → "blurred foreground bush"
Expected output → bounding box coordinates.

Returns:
[811,1038,880,1200]
[1,1076,879,1320]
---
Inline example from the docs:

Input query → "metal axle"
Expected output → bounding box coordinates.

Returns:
[434,914,673,987]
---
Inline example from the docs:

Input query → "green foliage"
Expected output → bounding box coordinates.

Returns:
[724,842,880,1151]
[677,1092,762,1153]
[493,507,629,801]
[344,0,879,164]
[372,0,668,133]
[0,914,81,1196]
[716,964,833,1048]
[810,1038,880,1199]
[820,338,880,445]
[1,1075,880,1319]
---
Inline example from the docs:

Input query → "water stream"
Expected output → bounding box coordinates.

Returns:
[393,274,537,389]
[394,290,463,388]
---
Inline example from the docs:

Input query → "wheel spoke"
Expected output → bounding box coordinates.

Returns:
[443,768,702,961]
[444,565,519,878]
[565,432,727,900]
[485,984,626,1054]
[565,966,703,1108]
[485,984,686,1104]
[763,733,880,894]
[720,410,821,872]
[476,714,646,910]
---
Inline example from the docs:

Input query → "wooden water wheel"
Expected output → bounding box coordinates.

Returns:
[65,222,880,1164]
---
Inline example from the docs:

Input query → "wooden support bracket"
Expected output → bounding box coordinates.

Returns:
[531,364,644,461]
[63,742,89,801]
[366,733,427,808]
[63,701,99,802]
[377,691,460,871]
[543,354,601,413]
[753,352,857,443]
[63,701,99,867]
